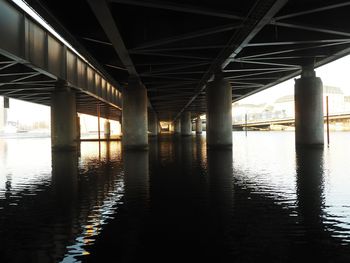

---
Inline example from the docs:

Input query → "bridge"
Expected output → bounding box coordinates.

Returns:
[2,0,350,149]
[233,113,350,130]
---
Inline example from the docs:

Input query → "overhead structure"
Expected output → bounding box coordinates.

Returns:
[22,0,350,123]
[0,0,122,120]
[3,0,350,134]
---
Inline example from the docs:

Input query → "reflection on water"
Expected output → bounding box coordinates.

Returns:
[0,139,124,263]
[207,149,235,258]
[1,132,350,262]
[296,147,325,232]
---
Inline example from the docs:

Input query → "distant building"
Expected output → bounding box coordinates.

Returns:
[323,85,345,113]
[344,96,350,111]
[232,102,271,123]
[233,85,348,124]
[273,95,294,118]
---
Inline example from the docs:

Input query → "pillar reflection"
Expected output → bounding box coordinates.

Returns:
[51,150,78,200]
[207,149,234,253]
[105,141,111,162]
[296,147,325,226]
[194,136,206,168]
[123,150,149,215]
[122,150,150,261]
[149,136,159,164]
[295,146,330,262]
[181,136,193,174]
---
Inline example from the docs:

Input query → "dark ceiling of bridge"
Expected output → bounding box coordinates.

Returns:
[25,0,350,120]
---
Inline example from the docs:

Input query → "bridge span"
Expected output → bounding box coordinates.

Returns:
[233,113,350,130]
[2,0,350,149]
[0,0,122,149]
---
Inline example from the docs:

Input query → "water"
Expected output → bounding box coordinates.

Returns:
[1,132,350,262]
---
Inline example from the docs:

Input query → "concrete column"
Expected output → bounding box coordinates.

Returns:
[174,119,181,135]
[104,120,111,139]
[196,117,202,135]
[76,115,81,141]
[148,111,158,136]
[295,65,324,146]
[51,85,77,151]
[181,111,192,136]
[206,74,232,148]
[122,77,148,149]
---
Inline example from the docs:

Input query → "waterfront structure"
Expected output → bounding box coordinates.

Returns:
[1,0,350,147]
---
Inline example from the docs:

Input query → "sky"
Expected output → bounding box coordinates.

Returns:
[238,55,350,105]
[5,98,50,124]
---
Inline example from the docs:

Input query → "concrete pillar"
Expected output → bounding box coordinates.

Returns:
[295,65,324,146]
[181,111,192,136]
[76,115,81,141]
[174,119,181,135]
[51,85,77,151]
[148,111,158,136]
[104,120,111,139]
[196,117,202,135]
[122,77,148,149]
[206,74,232,148]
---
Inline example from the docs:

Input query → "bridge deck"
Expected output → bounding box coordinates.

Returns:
[0,0,122,120]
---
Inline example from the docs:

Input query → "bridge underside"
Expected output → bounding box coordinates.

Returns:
[25,0,350,121]
[0,53,120,120]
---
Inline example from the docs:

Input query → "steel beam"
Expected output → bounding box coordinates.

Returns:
[237,41,350,60]
[273,22,350,37]
[0,0,122,114]
[232,59,300,68]
[82,37,113,46]
[86,0,137,76]
[140,62,209,75]
[135,45,226,53]
[132,24,242,51]
[130,51,211,61]
[275,2,350,20]
[108,0,244,20]
[246,39,350,47]
[223,67,297,72]
[225,68,295,79]
[174,0,288,121]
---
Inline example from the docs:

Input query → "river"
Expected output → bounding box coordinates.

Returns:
[0,131,350,262]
